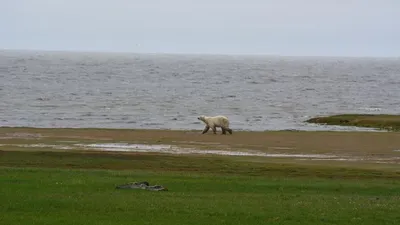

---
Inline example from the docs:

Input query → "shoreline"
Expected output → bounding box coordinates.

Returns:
[4,113,400,133]
[0,125,384,133]
[305,114,400,131]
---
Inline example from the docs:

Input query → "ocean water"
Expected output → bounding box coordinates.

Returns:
[1,50,399,131]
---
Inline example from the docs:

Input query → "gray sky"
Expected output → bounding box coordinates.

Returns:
[2,0,399,56]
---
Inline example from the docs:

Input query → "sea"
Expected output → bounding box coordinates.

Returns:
[1,50,399,132]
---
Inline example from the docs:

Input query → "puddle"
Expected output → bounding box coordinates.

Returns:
[75,143,172,152]
[75,143,336,159]
[297,156,400,164]
[9,144,74,150]
[296,158,360,162]
[1,142,398,164]
[269,147,294,150]
[394,150,400,152]
[0,132,44,139]
[71,143,400,164]
[60,136,112,140]
[173,141,223,145]
[57,140,79,143]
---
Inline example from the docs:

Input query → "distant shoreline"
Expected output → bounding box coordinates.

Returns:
[306,114,400,131]
[1,48,399,59]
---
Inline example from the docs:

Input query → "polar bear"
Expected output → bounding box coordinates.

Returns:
[197,115,233,135]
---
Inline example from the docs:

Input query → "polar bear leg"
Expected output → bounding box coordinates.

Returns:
[221,127,226,135]
[202,125,210,134]
[211,126,217,134]
[222,126,232,134]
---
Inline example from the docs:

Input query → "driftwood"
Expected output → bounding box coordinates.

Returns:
[116,181,168,191]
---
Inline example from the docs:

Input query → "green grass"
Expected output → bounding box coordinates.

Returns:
[305,114,400,131]
[1,150,400,225]
[1,167,400,225]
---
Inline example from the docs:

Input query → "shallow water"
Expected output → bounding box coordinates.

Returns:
[1,142,399,164]
[76,143,335,158]
[1,50,399,131]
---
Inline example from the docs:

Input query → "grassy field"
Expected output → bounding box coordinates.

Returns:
[1,127,400,225]
[306,114,400,131]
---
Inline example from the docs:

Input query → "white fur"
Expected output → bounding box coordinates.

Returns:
[197,115,233,134]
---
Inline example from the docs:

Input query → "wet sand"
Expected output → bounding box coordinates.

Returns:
[1,127,400,162]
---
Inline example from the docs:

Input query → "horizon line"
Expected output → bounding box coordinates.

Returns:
[1,48,399,59]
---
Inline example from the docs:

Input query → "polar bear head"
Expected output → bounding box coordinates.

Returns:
[197,115,207,123]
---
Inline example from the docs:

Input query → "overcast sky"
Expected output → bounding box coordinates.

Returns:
[1,0,399,57]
